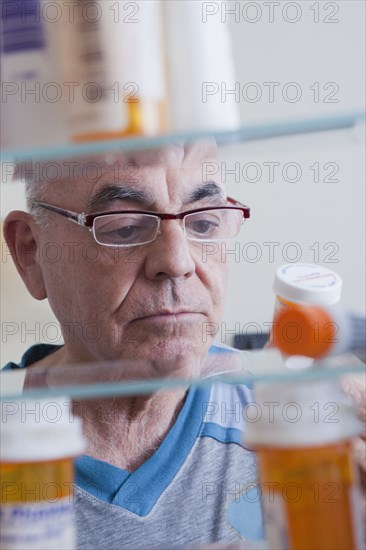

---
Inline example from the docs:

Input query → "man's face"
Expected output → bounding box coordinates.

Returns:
[34,141,228,363]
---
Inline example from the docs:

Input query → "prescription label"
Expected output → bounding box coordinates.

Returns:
[0,497,75,550]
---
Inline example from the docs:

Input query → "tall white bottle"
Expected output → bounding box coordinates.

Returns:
[1,0,68,149]
[163,0,240,132]
[53,0,130,140]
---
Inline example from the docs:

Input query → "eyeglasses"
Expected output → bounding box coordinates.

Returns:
[33,197,250,248]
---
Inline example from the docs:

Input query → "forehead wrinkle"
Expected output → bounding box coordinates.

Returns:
[126,144,185,168]
[182,139,218,162]
[81,142,223,213]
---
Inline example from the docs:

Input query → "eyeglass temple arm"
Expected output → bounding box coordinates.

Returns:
[227,196,250,219]
[34,202,87,226]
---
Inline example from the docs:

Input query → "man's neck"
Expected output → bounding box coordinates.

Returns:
[73,389,188,471]
[25,343,240,471]
[25,346,191,470]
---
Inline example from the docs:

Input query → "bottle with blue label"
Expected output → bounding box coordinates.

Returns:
[1,0,68,148]
[0,396,85,550]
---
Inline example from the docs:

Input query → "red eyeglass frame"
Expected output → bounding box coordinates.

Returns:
[33,197,251,227]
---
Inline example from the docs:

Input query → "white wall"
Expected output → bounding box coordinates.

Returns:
[217,0,366,343]
[229,0,365,122]
[219,131,365,345]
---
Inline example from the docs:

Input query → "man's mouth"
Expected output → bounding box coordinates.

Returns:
[133,310,204,322]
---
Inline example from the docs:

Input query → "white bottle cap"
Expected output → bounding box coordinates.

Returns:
[273,263,342,306]
[244,379,362,448]
[0,397,85,462]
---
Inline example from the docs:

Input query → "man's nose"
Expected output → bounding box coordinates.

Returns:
[144,220,196,281]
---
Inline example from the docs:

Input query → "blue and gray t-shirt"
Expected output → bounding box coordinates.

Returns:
[4,344,264,549]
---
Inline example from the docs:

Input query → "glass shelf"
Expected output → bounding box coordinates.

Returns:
[1,349,364,402]
[1,111,365,164]
[1,349,364,550]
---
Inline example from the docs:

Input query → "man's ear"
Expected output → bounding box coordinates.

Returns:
[3,211,47,300]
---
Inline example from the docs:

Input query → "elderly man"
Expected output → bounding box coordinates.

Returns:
[3,141,261,548]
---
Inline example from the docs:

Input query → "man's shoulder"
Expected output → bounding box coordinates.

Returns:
[209,341,240,354]
[2,344,62,370]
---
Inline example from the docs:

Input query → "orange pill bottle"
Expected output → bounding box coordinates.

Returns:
[1,397,85,550]
[272,263,342,369]
[245,379,364,550]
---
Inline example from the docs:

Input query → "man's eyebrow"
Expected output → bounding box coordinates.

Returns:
[87,185,154,212]
[186,182,226,204]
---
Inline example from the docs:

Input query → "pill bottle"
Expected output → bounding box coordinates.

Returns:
[273,305,366,360]
[1,0,68,149]
[244,379,364,550]
[272,264,342,367]
[0,397,85,550]
[54,0,167,142]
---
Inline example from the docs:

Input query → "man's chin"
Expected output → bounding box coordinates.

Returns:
[111,334,211,376]
[125,336,209,361]
[121,318,211,352]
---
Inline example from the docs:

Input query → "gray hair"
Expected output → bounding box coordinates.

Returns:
[25,180,49,223]
[12,161,51,225]
[17,154,120,225]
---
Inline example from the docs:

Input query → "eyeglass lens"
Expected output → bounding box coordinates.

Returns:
[93,209,244,246]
